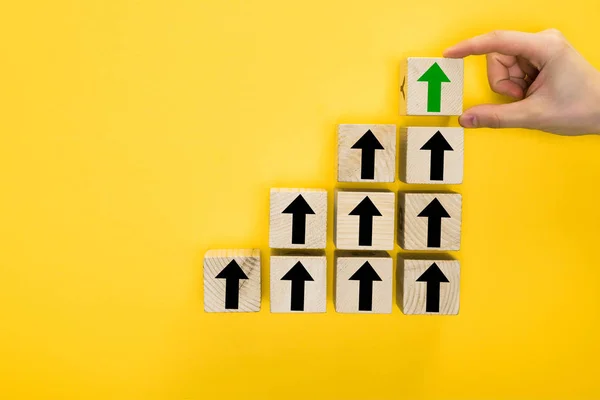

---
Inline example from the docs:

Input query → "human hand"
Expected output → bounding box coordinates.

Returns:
[444,29,600,135]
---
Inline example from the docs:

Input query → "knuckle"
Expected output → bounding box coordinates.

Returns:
[542,28,568,49]
[490,112,502,129]
[482,111,502,129]
[543,28,563,37]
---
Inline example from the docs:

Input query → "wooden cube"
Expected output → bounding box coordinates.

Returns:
[335,190,395,250]
[337,124,397,182]
[204,249,261,312]
[400,57,464,116]
[401,127,464,184]
[335,252,393,314]
[270,254,327,313]
[399,259,460,315]
[269,188,327,249]
[399,192,462,250]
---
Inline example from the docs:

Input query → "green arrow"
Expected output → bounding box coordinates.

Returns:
[417,62,451,113]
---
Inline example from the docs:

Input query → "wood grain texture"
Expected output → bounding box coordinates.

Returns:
[402,127,464,184]
[335,252,393,314]
[204,249,261,312]
[399,259,460,315]
[269,188,327,249]
[337,124,397,182]
[399,192,462,250]
[335,190,396,250]
[270,255,327,313]
[400,57,463,116]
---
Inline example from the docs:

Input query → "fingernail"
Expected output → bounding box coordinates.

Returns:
[461,114,478,128]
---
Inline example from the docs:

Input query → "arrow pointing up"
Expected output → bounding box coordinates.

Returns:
[281,261,314,311]
[349,261,382,311]
[282,195,315,245]
[349,196,382,246]
[351,129,384,180]
[416,263,449,312]
[417,198,451,248]
[417,62,451,113]
[420,131,453,181]
[215,260,248,310]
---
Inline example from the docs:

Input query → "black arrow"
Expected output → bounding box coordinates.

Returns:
[282,195,315,245]
[215,260,248,309]
[349,261,382,311]
[349,196,382,246]
[417,198,451,248]
[416,263,449,312]
[420,131,453,181]
[281,261,314,311]
[351,129,385,180]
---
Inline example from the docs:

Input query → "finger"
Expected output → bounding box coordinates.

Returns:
[487,53,526,99]
[458,100,540,129]
[443,30,550,68]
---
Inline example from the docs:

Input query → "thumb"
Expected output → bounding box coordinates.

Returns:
[459,100,539,129]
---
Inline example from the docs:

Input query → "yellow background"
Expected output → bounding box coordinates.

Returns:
[1,0,600,399]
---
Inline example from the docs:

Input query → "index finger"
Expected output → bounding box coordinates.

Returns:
[443,30,549,68]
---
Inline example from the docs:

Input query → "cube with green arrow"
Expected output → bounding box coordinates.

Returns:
[400,57,463,116]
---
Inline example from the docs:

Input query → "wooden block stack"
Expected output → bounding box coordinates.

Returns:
[268,189,328,313]
[334,124,398,314]
[398,57,463,315]
[203,57,465,315]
